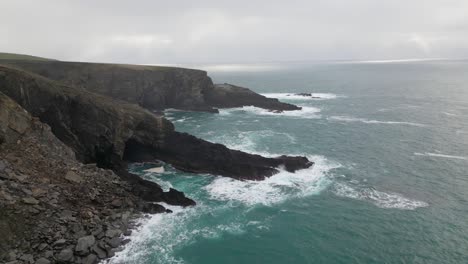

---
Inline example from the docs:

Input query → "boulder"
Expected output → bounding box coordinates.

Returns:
[56,248,73,262]
[35,258,51,264]
[22,197,39,205]
[75,235,96,255]
[64,171,83,184]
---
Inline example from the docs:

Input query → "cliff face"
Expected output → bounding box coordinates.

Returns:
[207,83,301,111]
[1,60,299,113]
[0,66,312,181]
[0,92,187,263]
[0,65,174,167]
[0,60,218,112]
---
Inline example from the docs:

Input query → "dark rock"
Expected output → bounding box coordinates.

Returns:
[53,239,67,248]
[22,197,39,205]
[64,171,83,184]
[0,160,6,171]
[105,229,121,238]
[141,202,167,214]
[91,245,107,259]
[162,188,197,206]
[19,254,34,263]
[148,132,313,180]
[75,235,95,255]
[0,60,218,112]
[44,251,53,258]
[207,83,301,111]
[82,254,98,264]
[37,243,48,251]
[295,93,312,97]
[35,257,51,264]
[107,237,122,248]
[111,199,122,208]
[294,93,321,98]
[57,248,73,262]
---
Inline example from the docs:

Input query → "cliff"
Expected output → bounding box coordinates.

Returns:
[0,60,299,113]
[0,92,185,263]
[0,65,312,181]
[207,83,301,111]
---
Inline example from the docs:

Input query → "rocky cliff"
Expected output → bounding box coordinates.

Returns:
[0,92,188,263]
[207,83,300,111]
[0,65,312,181]
[0,60,299,113]
[0,60,313,263]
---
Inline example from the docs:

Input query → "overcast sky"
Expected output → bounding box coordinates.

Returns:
[1,0,468,64]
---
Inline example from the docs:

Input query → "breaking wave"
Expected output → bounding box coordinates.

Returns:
[219,106,321,119]
[414,152,467,160]
[333,182,428,210]
[205,155,340,206]
[261,93,339,100]
[328,116,427,127]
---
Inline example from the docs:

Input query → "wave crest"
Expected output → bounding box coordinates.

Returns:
[205,155,340,206]
[261,93,339,100]
[333,182,428,210]
[219,106,321,119]
[328,116,427,127]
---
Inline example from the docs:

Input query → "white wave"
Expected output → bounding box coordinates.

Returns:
[333,183,428,210]
[205,155,340,206]
[442,112,457,116]
[328,116,427,127]
[109,202,249,264]
[261,93,339,100]
[219,106,321,119]
[414,152,467,160]
[377,105,422,112]
[205,130,297,154]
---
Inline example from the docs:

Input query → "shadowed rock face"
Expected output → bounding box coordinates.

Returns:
[0,60,300,113]
[0,60,218,112]
[206,83,301,111]
[0,91,193,262]
[0,66,312,181]
[124,132,313,180]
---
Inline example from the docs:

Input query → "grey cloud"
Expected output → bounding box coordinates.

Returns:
[1,0,468,64]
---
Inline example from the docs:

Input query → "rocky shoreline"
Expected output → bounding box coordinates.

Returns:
[0,59,312,263]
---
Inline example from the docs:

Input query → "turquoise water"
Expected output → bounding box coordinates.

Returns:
[111,61,468,264]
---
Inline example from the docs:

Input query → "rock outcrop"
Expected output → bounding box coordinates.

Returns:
[0,60,300,113]
[0,65,312,181]
[0,59,314,263]
[206,83,301,111]
[0,92,186,263]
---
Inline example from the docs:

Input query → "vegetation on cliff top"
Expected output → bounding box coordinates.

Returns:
[0,52,55,61]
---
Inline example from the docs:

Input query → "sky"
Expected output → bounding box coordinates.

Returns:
[1,0,468,64]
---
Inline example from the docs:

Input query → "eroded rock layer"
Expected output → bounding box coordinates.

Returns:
[0,92,188,263]
[0,65,312,181]
[0,60,299,112]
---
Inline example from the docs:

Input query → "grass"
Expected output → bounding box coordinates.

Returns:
[0,52,55,61]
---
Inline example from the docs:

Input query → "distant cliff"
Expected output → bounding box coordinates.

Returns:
[0,60,300,113]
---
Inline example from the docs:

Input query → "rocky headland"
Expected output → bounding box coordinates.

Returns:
[0,58,312,263]
[0,60,298,113]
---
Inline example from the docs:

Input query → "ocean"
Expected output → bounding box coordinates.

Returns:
[109,60,468,264]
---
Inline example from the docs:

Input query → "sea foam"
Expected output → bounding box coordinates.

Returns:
[414,152,467,160]
[261,93,339,100]
[205,155,340,206]
[333,182,428,210]
[219,106,321,119]
[328,116,427,127]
